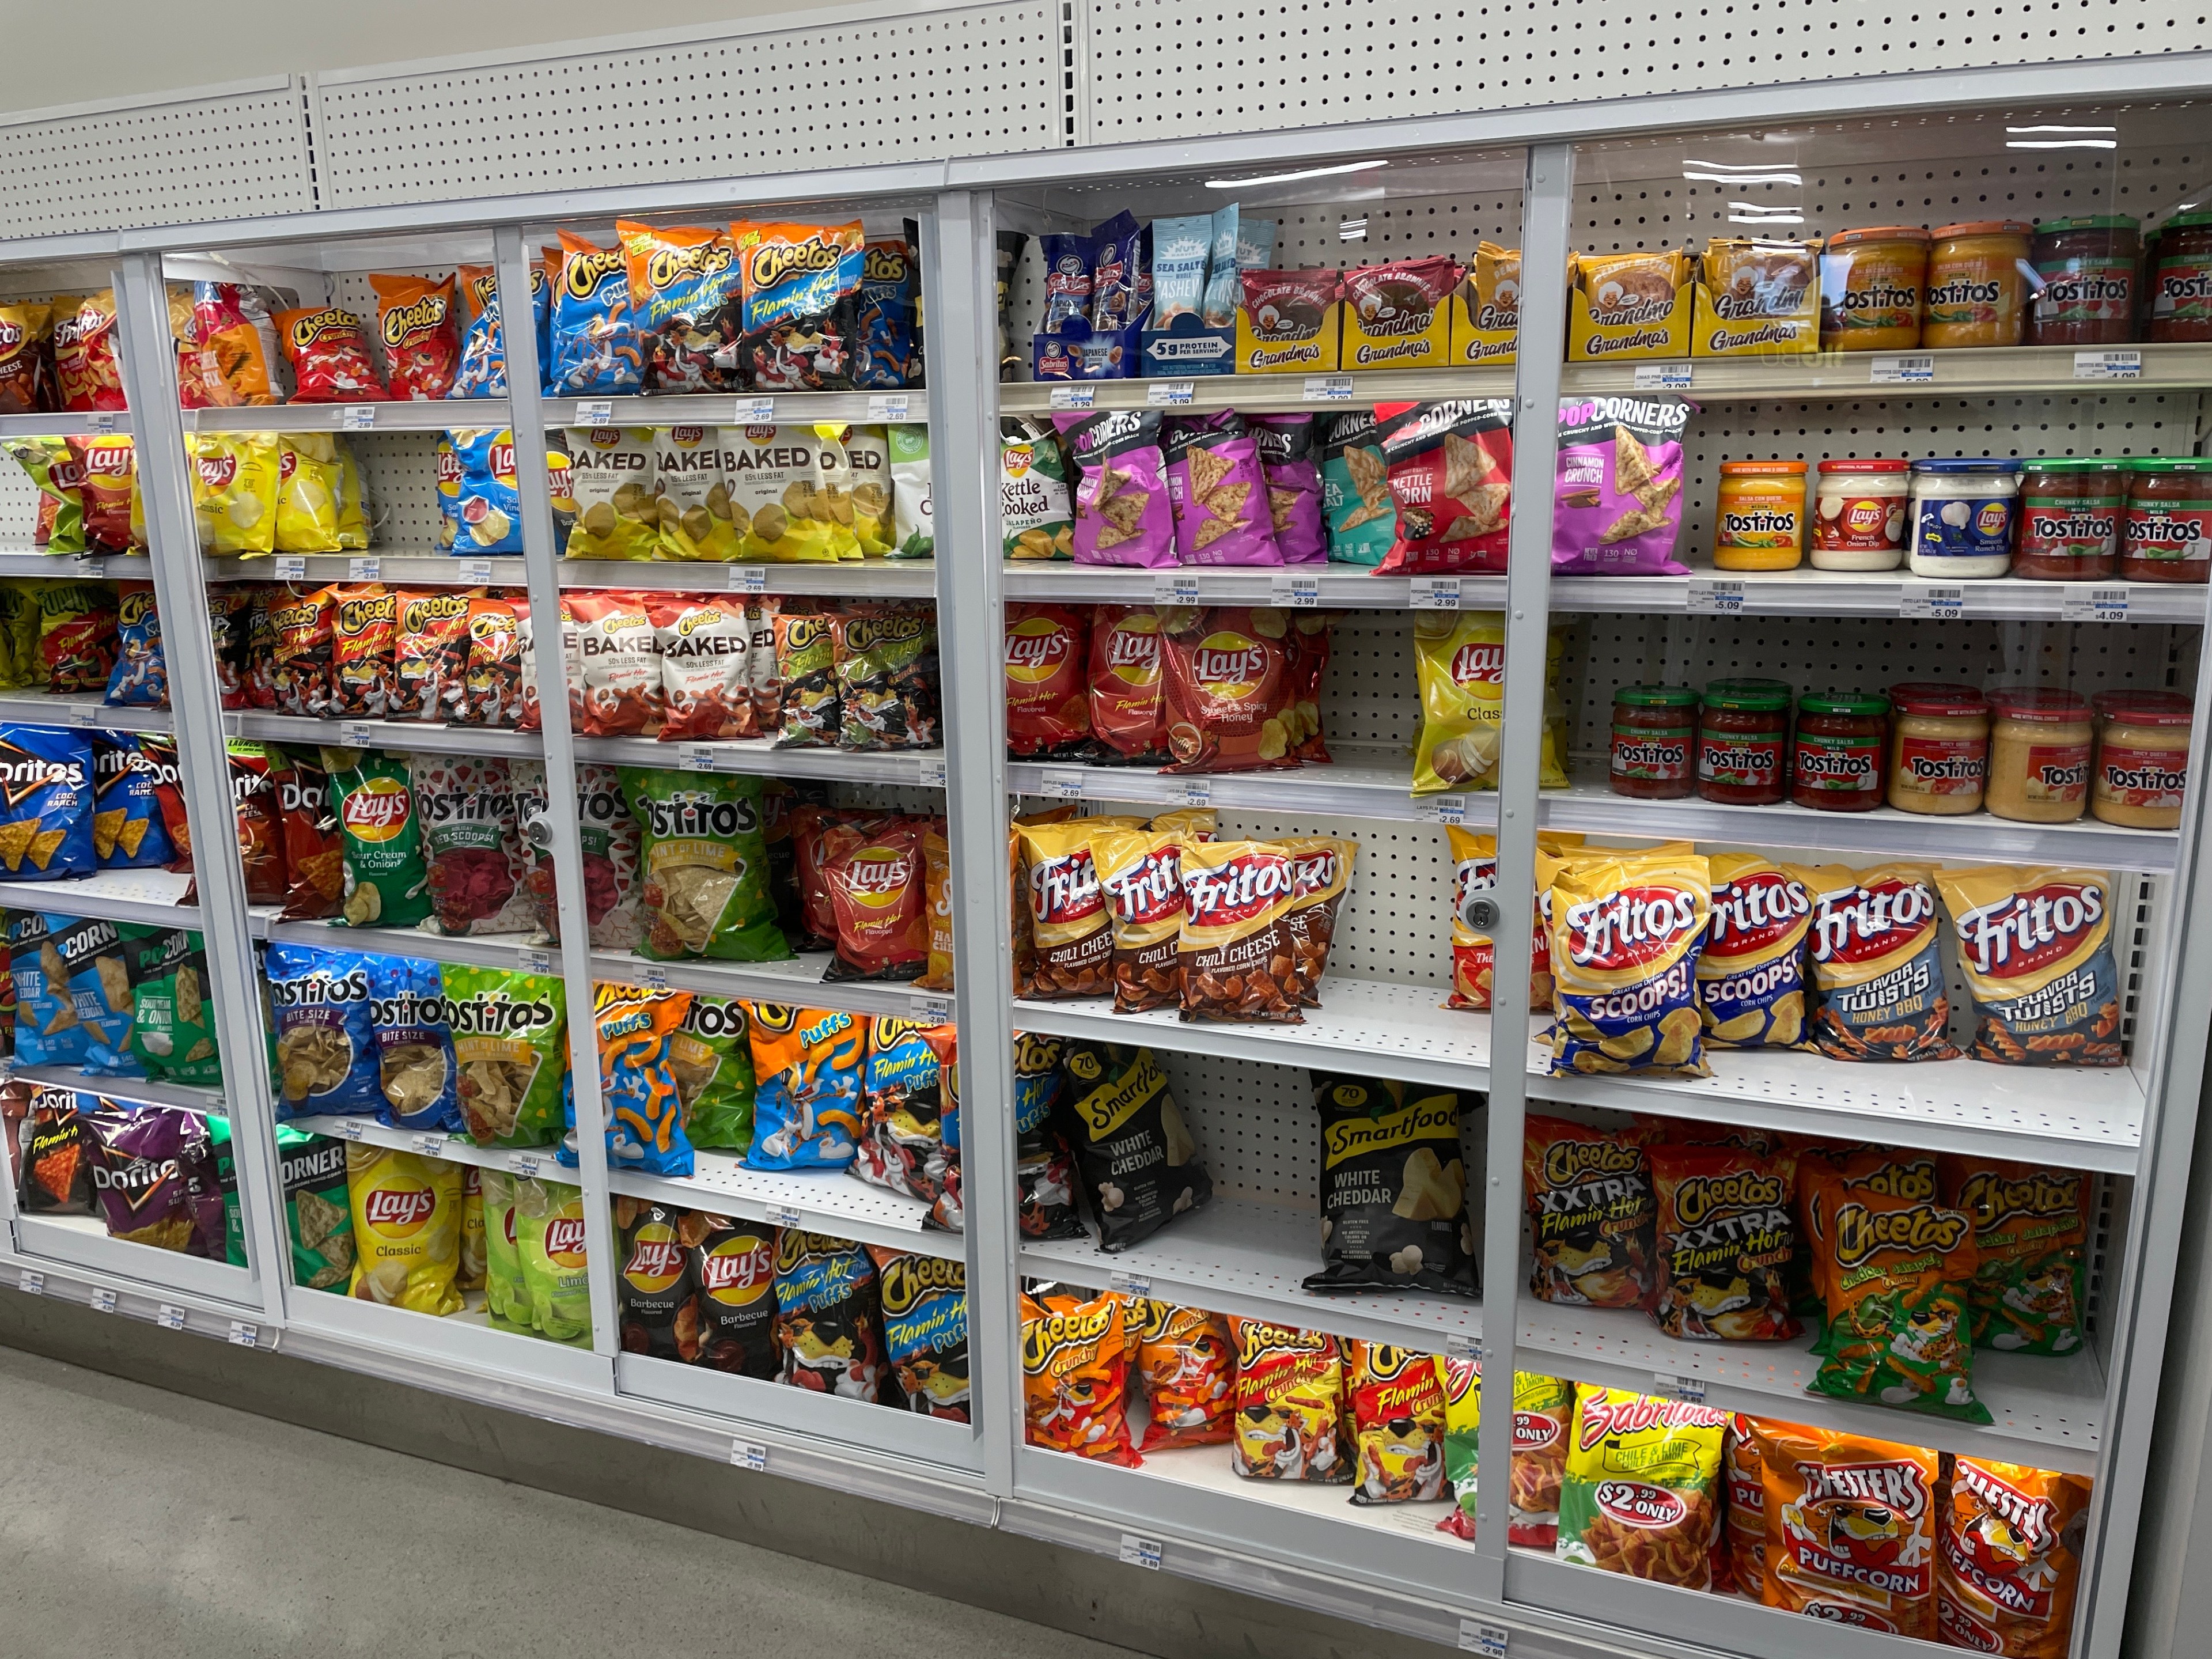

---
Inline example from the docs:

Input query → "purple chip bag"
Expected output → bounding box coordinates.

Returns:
[1054,410,1178,569]
[1249,414,1327,565]
[84,1100,222,1256]
[1040,233,1097,335]
[1550,395,1694,575]
[1164,411,1283,567]
[1089,211,1145,334]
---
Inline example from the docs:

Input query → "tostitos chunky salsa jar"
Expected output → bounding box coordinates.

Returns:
[1697,680,1791,805]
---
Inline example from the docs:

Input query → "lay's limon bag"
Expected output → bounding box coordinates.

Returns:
[1936,866,2123,1066]
[274,434,342,554]
[1698,851,1814,1049]
[1548,848,1711,1078]
[344,1143,464,1315]
[514,1176,592,1344]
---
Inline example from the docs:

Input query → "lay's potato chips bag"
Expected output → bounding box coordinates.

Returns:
[1699,851,1813,1049]
[274,434,342,554]
[190,430,279,555]
[1796,863,1959,1062]
[1936,1458,2093,1658]
[1937,867,2123,1066]
[1754,1418,1941,1637]
[344,1142,464,1315]
[1941,1155,2088,1355]
[1548,848,1711,1077]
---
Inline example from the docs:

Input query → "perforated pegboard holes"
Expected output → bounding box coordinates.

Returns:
[311,4,1065,210]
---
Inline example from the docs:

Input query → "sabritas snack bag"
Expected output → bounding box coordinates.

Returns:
[1937,866,2123,1066]
[1754,1418,1941,1637]
[345,1143,464,1314]
[1522,1114,1654,1308]
[1793,862,1959,1062]
[1020,1287,1138,1465]
[1699,851,1815,1049]
[1548,847,1711,1077]
[1435,1363,1575,1546]
[1557,1385,1729,1588]
[1940,1155,2089,1355]
[1936,1459,2093,1658]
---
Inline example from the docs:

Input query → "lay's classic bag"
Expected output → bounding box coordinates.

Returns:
[345,1142,464,1314]
[1548,849,1711,1077]
[1795,863,1959,1062]
[1937,866,2123,1066]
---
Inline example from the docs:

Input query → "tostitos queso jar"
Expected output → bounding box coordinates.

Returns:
[1713,461,1808,571]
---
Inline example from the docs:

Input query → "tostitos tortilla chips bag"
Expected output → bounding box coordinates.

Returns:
[1548,848,1711,1078]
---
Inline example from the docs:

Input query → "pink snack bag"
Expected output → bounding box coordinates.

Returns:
[1550,395,1692,575]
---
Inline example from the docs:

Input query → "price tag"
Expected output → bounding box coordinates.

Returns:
[638,964,669,990]
[339,722,376,747]
[915,755,948,788]
[1633,362,1693,389]
[1048,384,1096,410]
[17,1269,41,1296]
[741,396,775,422]
[867,395,911,421]
[228,1320,260,1348]
[2063,585,2130,622]
[2074,349,2142,381]
[575,399,615,424]
[1040,767,1085,801]
[1152,573,1200,606]
[155,1304,187,1331]
[272,555,307,582]
[1118,1533,1163,1570]
[730,1440,770,1471]
[1687,578,1745,614]
[729,566,768,594]
[340,1120,368,1142]
[1410,575,1463,609]
[349,557,381,581]
[90,1286,117,1313]
[72,552,104,576]
[340,405,378,431]
[768,1205,803,1229]
[1427,797,1468,826]
[461,559,494,585]
[1180,779,1213,808]
[684,744,720,773]
[1459,1620,1509,1657]
[1900,583,1966,620]
[1270,574,1321,608]
[1108,1269,1153,1298]
[507,1152,542,1179]
[519,947,554,976]
[85,411,117,434]
[915,998,953,1027]
[1870,355,1935,385]
[72,703,99,729]
[1654,1371,1708,1403]
[1444,1332,1481,1361]
[1302,375,1354,402]
[1146,381,1195,407]
[410,1133,446,1156]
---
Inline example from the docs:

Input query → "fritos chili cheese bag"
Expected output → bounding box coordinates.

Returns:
[1548,848,1711,1078]
[1648,1142,1799,1342]
[1230,1320,1350,1483]
[1558,1385,1728,1588]
[1004,602,1094,759]
[1134,1300,1234,1452]
[276,306,389,402]
[1796,862,1959,1062]
[369,274,460,400]
[1087,604,1166,761]
[1446,828,1581,1011]
[1937,1459,2092,1658]
[1021,1286,1138,1465]
[1016,818,1113,998]
[1753,1418,1940,1637]
[1089,825,1184,1014]
[1699,851,1815,1049]
[1281,835,1353,1006]
[1524,1115,1654,1308]
[1800,1157,1990,1422]
[1158,604,1294,773]
[1178,838,1301,1024]
[1344,1341,1449,1505]
[1940,1156,2089,1355]
[1937,866,2123,1066]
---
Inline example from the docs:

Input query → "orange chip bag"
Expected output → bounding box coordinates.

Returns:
[1020,1286,1138,1465]
[1753,1418,1940,1637]
[370,273,461,400]
[0,302,51,414]
[1133,1300,1234,1452]
[1720,1415,1766,1600]
[1346,1340,1448,1505]
[1648,1141,1800,1342]
[1936,1459,2092,1658]
[329,582,399,718]
[1230,1319,1350,1483]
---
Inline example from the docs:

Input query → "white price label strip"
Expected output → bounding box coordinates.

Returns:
[90,1286,117,1313]
[1460,1620,1509,1657]
[730,565,768,593]
[1633,362,1692,389]
[1444,1332,1481,1360]
[1869,354,1934,384]
[1410,575,1462,609]
[1146,381,1195,407]
[915,998,953,1027]
[155,1304,187,1331]
[915,754,948,787]
[461,559,495,585]
[575,399,615,424]
[731,1440,769,1471]
[1900,582,1965,620]
[2074,349,2142,380]
[340,722,376,747]
[1654,1370,1707,1403]
[341,405,378,430]
[1108,1270,1152,1298]
[868,395,911,421]
[73,704,98,729]
[742,396,775,422]
[1048,384,1096,410]
[1119,1533,1163,1570]
[1270,573,1321,608]
[1687,578,1745,614]
[229,1320,260,1348]
[349,557,381,581]
[1180,780,1212,808]
[638,964,669,990]
[507,1152,543,1178]
[2063,585,2130,622]
[339,1119,368,1141]
[1302,375,1354,402]
[17,1269,41,1296]
[684,744,720,773]
[86,411,116,434]
[768,1205,803,1229]
[1152,574,1200,606]
[410,1133,446,1156]
[520,948,554,975]
[1426,797,1467,825]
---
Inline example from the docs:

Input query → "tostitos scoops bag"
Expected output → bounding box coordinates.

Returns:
[1548,849,1712,1078]
[1551,396,1691,574]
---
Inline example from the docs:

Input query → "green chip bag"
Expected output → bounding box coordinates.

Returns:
[514,1175,592,1345]
[887,423,932,560]
[3,579,41,688]
[207,1115,248,1267]
[621,769,790,963]
[669,995,756,1152]
[439,964,568,1148]
[1000,417,1072,559]
[324,746,431,928]
[129,929,222,1085]
[479,1166,530,1332]
[3,437,86,556]
[276,1126,354,1291]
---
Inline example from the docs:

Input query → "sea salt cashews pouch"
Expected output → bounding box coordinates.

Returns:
[1548,849,1712,1079]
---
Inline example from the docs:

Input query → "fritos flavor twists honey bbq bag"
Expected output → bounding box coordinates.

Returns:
[1795,862,1959,1062]
[1937,867,2124,1066]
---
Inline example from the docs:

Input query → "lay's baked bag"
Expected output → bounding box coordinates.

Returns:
[1937,866,2123,1066]
[1796,863,1959,1062]
[1548,848,1711,1077]
[1699,851,1814,1050]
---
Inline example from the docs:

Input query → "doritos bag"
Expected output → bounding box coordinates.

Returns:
[1372,399,1514,574]
[370,273,460,400]
[275,746,343,921]
[1230,1320,1350,1483]
[1524,1114,1655,1308]
[1059,1041,1211,1251]
[1937,1459,2092,1658]
[1753,1418,1940,1637]
[1548,848,1711,1078]
[267,944,380,1118]
[16,1085,92,1215]
[1648,1142,1800,1342]
[91,734,172,870]
[745,1004,864,1171]
[772,1228,883,1399]
[367,954,461,1134]
[1134,1301,1234,1452]
[1346,1342,1449,1504]
[440,964,567,1149]
[1941,1156,2089,1355]
[869,1248,969,1420]
[1558,1386,1729,1588]
[1021,1286,1138,1464]
[1308,1073,1475,1297]
[581,983,693,1177]
[1797,863,1960,1061]
[0,724,96,880]
[276,306,389,402]
[1700,851,1816,1049]
[1938,866,2124,1066]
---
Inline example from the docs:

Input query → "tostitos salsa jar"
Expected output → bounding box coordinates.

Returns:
[1698,680,1791,805]
[1819,227,1929,351]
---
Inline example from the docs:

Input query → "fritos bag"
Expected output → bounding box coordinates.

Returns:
[369,274,460,400]
[1015,819,1113,998]
[1178,838,1301,1024]
[1937,867,2123,1066]
[1372,399,1514,574]
[1649,1142,1800,1342]
[55,292,125,411]
[1937,1459,2092,1658]
[1087,604,1165,761]
[1134,1301,1234,1452]
[1753,1418,1940,1636]
[1796,863,1960,1061]
[1021,1287,1138,1465]
[1158,604,1294,773]
[276,306,388,402]
[1558,1386,1728,1588]
[1088,825,1184,1014]
[1699,851,1815,1049]
[1230,1320,1350,1483]
[345,1145,462,1312]
[1548,849,1712,1078]
[1941,1156,2089,1355]
[1446,828,1581,1010]
[1524,1114,1654,1308]
[1005,602,1094,759]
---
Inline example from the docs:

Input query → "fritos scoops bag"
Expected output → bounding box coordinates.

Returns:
[1524,1115,1655,1308]
[1649,1142,1800,1342]
[1134,1301,1235,1452]
[1699,851,1815,1050]
[1346,1342,1449,1505]
[345,1143,463,1313]
[1178,838,1301,1024]
[1548,849,1712,1078]
[1446,829,1582,1011]
[1307,1074,1475,1298]
[1937,867,2124,1067]
[1021,1287,1138,1465]
[1230,1320,1350,1484]
[1753,1419,1941,1638]
[1941,1156,2089,1355]
[1797,863,1960,1062]
[1937,1459,2093,1658]
[1371,399,1514,575]
[1558,1387,1729,1588]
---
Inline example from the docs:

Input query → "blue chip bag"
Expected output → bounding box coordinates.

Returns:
[1547,849,1713,1080]
[855,231,920,389]
[266,942,381,1119]
[1039,231,1097,335]
[0,725,95,880]
[548,230,643,396]
[449,266,507,400]
[10,911,90,1067]
[449,427,523,554]
[59,916,153,1078]
[91,734,172,870]
[1698,851,1815,1050]
[367,955,463,1131]
[570,983,694,1177]
[744,1003,865,1171]
[104,582,166,707]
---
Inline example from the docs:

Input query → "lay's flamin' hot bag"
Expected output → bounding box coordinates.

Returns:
[1794,863,1959,1062]
[1936,866,2124,1067]
[1698,851,1813,1050]
[1548,849,1710,1078]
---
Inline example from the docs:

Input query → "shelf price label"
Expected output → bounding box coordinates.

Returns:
[683,744,721,773]
[1409,575,1463,610]
[340,1119,368,1142]
[575,399,615,424]
[1633,362,1692,389]
[1040,767,1086,801]
[349,557,381,582]
[90,1285,117,1313]
[741,396,775,422]
[1048,384,1096,410]
[1459,1620,1509,1657]
[767,1205,803,1229]
[1302,375,1354,402]
[338,721,376,748]
[72,703,99,729]
[2063,585,2130,622]
[1423,797,1468,826]
[340,405,378,431]
[507,1152,543,1179]
[228,1320,260,1348]
[155,1304,187,1331]
[729,565,768,594]
[915,997,954,1027]
[520,948,554,976]
[638,964,670,990]
[1270,573,1321,608]
[1687,578,1745,614]
[1180,779,1213,808]
[915,754,948,788]
[1653,1371,1708,1403]
[1152,573,1200,607]
[1870,355,1935,384]
[461,559,495,585]
[85,411,117,434]
[1900,582,1965,620]
[272,556,308,582]
[410,1132,446,1156]
[1444,1332,1481,1361]
[730,1439,770,1471]
[2074,349,2142,380]
[1119,1533,1163,1570]
[1146,380,1196,407]
[868,395,911,421]
[1108,1269,1153,1298]
[17,1268,41,1296]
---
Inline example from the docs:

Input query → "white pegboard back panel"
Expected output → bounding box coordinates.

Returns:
[0,78,315,241]
[310,2,1066,210]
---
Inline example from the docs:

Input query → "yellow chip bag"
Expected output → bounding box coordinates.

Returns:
[344,1142,465,1315]
[1698,851,1815,1049]
[1557,1385,1729,1588]
[190,430,280,555]
[275,434,342,554]
[336,441,371,550]
[1548,847,1712,1078]
[1411,612,1571,794]
[1446,828,1582,1011]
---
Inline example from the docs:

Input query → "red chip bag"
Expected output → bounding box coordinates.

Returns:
[275,748,343,921]
[275,306,389,402]
[652,593,754,740]
[416,755,531,937]
[1283,611,1334,763]
[517,595,578,735]
[244,587,280,710]
[270,586,337,717]
[462,597,524,728]
[54,291,126,412]
[1158,604,1295,774]
[177,283,278,410]
[227,740,287,904]
[393,588,477,721]
[1005,602,1093,758]
[135,736,193,870]
[1087,604,1166,760]
[919,820,955,994]
[822,817,931,982]
[369,274,460,400]
[66,435,137,551]
[207,589,253,710]
[569,590,662,737]
[329,582,398,717]
[1372,399,1515,575]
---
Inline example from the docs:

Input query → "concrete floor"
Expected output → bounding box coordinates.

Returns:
[0,1342,1142,1659]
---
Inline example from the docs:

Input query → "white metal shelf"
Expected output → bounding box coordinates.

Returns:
[12,1213,256,1304]
[206,552,528,586]
[0,690,173,732]
[574,733,945,786]
[7,1062,222,1114]
[561,559,937,596]
[0,550,149,580]
[1554,565,2212,624]
[613,1350,980,1471]
[1007,745,1480,824]
[541,392,922,427]
[251,912,552,973]
[228,710,544,756]
[1020,1195,1482,1354]
[589,948,951,1019]
[286,1113,563,1175]
[0,1253,263,1331]
[1002,563,1511,609]
[0,411,132,438]
[607,1150,958,1260]
[183,401,500,433]
[0,868,195,926]
[1518,1297,2103,1475]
